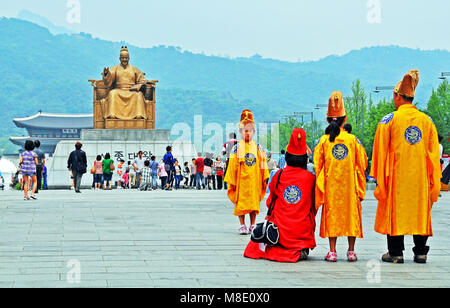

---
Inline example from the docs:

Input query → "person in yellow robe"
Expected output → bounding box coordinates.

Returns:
[370,70,441,264]
[224,109,270,235]
[101,46,147,120]
[314,91,368,262]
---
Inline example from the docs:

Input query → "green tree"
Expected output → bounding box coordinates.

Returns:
[279,117,304,151]
[425,80,450,154]
[365,98,396,159]
[270,117,324,153]
[345,79,369,147]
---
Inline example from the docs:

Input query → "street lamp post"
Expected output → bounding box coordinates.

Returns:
[373,86,395,93]
[294,111,315,149]
[439,72,450,80]
[315,104,329,143]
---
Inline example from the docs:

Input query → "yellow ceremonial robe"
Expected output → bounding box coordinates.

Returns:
[102,64,147,120]
[224,140,270,216]
[370,104,441,236]
[314,129,368,238]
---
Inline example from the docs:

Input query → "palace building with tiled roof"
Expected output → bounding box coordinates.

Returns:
[10,112,93,155]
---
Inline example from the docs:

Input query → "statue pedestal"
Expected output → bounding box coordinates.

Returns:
[81,129,171,141]
[45,129,197,188]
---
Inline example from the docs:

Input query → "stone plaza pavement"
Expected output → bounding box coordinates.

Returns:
[0,187,448,288]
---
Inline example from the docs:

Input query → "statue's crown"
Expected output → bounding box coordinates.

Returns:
[120,46,129,54]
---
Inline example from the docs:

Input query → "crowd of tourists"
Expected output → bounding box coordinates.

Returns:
[86,149,228,191]
[80,134,284,192]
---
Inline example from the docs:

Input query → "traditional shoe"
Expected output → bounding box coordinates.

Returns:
[239,225,248,235]
[381,252,404,264]
[300,249,309,260]
[414,254,427,264]
[325,252,337,262]
[347,251,358,262]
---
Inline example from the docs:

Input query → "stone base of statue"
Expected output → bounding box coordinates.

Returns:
[45,129,197,188]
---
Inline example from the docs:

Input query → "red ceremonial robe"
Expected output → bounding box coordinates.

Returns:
[244,166,316,263]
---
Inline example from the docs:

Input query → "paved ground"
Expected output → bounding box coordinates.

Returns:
[0,187,448,288]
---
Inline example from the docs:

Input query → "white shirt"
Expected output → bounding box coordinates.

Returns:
[133,157,146,172]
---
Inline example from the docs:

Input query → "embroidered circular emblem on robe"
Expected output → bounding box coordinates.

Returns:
[244,153,257,167]
[405,126,422,145]
[379,112,394,124]
[332,144,348,160]
[283,185,302,205]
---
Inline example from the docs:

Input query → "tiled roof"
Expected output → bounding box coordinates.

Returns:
[13,112,93,129]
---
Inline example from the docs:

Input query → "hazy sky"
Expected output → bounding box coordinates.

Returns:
[2,0,450,61]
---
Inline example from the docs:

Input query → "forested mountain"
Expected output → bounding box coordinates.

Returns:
[1,17,449,153]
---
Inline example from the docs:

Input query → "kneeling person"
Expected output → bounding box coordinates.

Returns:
[139,160,153,191]
[244,128,317,262]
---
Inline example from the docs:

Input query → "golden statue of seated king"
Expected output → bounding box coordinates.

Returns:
[89,46,158,129]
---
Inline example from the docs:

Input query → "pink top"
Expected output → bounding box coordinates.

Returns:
[94,160,103,174]
[159,165,167,177]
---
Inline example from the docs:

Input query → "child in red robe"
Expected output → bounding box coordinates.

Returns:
[244,128,317,262]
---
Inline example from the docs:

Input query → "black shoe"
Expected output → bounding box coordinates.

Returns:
[75,190,81,193]
[300,249,309,260]
[414,255,427,264]
[382,252,404,264]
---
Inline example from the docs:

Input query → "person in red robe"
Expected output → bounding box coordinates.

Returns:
[244,128,316,262]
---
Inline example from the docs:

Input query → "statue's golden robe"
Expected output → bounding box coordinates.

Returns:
[102,64,147,120]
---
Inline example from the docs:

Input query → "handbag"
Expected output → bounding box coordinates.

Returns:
[91,165,95,174]
[251,169,283,246]
[110,160,115,171]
